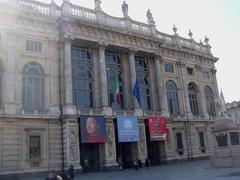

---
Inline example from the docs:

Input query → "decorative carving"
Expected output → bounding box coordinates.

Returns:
[139,125,147,157]
[188,29,193,39]
[147,9,155,26]
[106,126,115,158]
[122,1,129,18]
[94,0,102,11]
[173,25,178,35]
[204,36,209,45]
[68,126,78,161]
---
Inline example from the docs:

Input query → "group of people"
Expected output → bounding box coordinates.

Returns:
[133,157,151,170]
[44,165,74,180]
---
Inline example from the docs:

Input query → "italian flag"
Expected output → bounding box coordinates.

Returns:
[113,77,121,104]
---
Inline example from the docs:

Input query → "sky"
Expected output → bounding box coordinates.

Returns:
[40,0,240,103]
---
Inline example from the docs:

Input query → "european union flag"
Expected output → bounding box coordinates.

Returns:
[132,78,140,106]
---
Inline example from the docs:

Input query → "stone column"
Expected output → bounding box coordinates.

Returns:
[101,121,118,170]
[211,68,220,117]
[155,56,169,117]
[137,122,147,162]
[62,38,75,115]
[129,49,143,116]
[98,43,111,115]
[195,65,209,119]
[63,118,81,171]
[177,62,193,119]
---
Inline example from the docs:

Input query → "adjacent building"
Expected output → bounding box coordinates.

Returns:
[0,0,219,176]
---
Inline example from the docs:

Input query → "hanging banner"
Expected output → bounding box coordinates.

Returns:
[117,116,139,142]
[148,116,167,141]
[80,115,106,143]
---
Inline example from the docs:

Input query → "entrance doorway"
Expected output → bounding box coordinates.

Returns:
[80,143,100,172]
[114,120,134,169]
[145,119,161,165]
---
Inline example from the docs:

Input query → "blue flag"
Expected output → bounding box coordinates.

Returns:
[132,78,140,106]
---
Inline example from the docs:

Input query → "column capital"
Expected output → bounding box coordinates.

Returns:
[176,61,186,67]
[98,41,109,48]
[128,47,138,55]
[211,68,217,75]
[195,64,202,71]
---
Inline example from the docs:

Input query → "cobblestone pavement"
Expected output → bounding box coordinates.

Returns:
[13,160,240,180]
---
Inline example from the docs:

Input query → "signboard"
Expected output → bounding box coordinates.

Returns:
[148,116,167,141]
[117,116,139,142]
[80,115,106,143]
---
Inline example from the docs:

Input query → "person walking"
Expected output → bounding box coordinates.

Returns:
[145,157,150,170]
[67,164,75,180]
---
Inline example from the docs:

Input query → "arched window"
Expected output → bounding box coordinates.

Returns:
[204,86,216,117]
[72,47,93,108]
[23,62,44,111]
[166,80,179,116]
[106,52,124,109]
[188,82,199,116]
[135,57,151,110]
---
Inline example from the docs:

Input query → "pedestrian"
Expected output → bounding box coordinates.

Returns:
[137,159,142,168]
[134,159,138,170]
[145,157,150,170]
[44,169,63,180]
[67,164,75,180]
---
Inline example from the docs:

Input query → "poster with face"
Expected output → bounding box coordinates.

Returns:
[80,115,106,143]
[148,116,167,141]
[117,116,139,142]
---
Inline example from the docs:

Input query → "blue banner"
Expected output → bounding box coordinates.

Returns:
[117,116,139,142]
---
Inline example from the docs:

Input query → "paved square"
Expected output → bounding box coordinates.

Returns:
[24,160,240,180]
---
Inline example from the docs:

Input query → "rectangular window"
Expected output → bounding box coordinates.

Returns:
[71,47,90,60]
[29,135,41,160]
[199,132,205,148]
[216,134,228,146]
[187,67,194,75]
[26,40,42,53]
[176,133,184,155]
[230,132,239,145]
[165,63,174,73]
[202,71,209,79]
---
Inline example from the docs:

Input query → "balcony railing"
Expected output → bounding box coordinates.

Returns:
[0,0,213,56]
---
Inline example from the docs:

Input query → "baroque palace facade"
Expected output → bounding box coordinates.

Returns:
[0,0,219,176]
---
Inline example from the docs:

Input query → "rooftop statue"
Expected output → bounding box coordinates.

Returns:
[147,9,155,26]
[122,1,129,18]
[95,0,102,11]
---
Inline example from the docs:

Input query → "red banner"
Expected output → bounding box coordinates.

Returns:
[148,116,167,141]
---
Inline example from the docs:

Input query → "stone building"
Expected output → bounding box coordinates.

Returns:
[226,101,240,125]
[0,0,219,176]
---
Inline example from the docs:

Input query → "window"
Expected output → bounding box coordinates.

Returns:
[199,132,206,153]
[72,47,93,108]
[166,80,179,116]
[0,62,2,106]
[72,46,90,60]
[216,134,228,147]
[26,40,42,53]
[176,133,184,155]
[106,52,124,109]
[165,63,174,73]
[23,62,44,111]
[230,132,239,145]
[135,57,151,110]
[188,82,199,116]
[204,86,216,117]
[187,67,194,75]
[202,71,209,79]
[29,135,41,160]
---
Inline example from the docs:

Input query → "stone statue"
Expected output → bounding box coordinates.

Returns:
[122,1,129,18]
[147,9,155,25]
[95,0,102,11]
